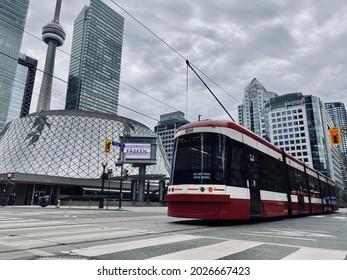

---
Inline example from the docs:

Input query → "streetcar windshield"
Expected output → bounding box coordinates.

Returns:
[171,133,232,185]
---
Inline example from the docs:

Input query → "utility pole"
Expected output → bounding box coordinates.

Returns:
[99,161,107,209]
[118,150,125,210]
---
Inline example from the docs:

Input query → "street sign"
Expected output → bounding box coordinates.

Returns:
[340,126,347,135]
[112,141,125,148]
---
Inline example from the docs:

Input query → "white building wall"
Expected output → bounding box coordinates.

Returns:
[268,105,313,168]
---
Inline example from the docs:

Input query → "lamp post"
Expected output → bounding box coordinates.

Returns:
[99,161,107,209]
[118,151,125,210]
[1,174,12,206]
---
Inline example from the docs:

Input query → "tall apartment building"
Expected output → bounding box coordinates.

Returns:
[325,103,347,162]
[325,102,347,189]
[0,0,29,132]
[154,111,189,163]
[264,93,343,186]
[238,78,277,139]
[264,93,313,166]
[6,53,38,124]
[239,78,344,187]
[65,0,124,115]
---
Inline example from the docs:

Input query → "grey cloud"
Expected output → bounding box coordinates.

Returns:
[21,0,347,129]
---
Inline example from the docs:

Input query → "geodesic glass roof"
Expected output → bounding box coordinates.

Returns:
[0,110,170,180]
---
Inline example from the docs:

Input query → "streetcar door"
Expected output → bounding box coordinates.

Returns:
[247,153,261,218]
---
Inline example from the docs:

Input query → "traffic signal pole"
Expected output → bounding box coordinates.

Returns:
[99,162,107,209]
[118,149,125,210]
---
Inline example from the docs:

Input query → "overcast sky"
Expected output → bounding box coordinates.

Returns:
[21,0,347,129]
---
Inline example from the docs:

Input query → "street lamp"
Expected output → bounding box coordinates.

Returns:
[118,151,125,210]
[99,161,108,209]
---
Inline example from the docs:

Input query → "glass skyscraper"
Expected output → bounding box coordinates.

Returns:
[325,102,347,163]
[263,93,344,187]
[65,0,124,115]
[238,78,277,139]
[154,111,189,163]
[239,78,344,188]
[6,53,37,124]
[325,102,347,189]
[0,0,29,132]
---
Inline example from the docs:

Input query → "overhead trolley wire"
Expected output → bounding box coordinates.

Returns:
[110,0,241,117]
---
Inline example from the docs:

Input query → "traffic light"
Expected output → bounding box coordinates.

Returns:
[123,169,129,179]
[104,139,112,153]
[329,128,341,145]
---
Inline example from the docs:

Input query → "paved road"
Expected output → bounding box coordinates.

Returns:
[0,205,346,260]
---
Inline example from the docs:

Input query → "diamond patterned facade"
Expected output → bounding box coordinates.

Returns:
[0,110,170,205]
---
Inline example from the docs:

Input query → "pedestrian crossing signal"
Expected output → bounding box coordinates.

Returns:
[329,128,341,145]
[104,139,112,153]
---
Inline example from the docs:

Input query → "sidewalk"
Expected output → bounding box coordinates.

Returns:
[337,207,347,214]
[4,204,168,213]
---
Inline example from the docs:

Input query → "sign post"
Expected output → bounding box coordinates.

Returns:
[118,151,125,210]
[111,140,126,210]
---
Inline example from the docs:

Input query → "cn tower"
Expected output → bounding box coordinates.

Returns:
[36,0,66,111]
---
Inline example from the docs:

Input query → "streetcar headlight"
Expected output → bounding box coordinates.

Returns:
[200,187,205,192]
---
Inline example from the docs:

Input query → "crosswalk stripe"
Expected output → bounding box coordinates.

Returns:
[0,238,54,249]
[282,247,347,260]
[1,210,346,260]
[67,234,202,257]
[46,228,152,244]
[0,220,63,229]
[25,249,55,258]
[148,239,263,260]
[0,218,24,221]
[0,227,153,250]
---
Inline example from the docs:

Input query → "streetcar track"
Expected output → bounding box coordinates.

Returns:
[0,218,211,257]
[0,225,211,256]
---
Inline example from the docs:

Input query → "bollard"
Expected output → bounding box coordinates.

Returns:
[56,199,60,208]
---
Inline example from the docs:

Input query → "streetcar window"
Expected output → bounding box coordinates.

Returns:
[259,152,286,193]
[307,175,320,198]
[288,168,308,195]
[171,133,246,186]
[321,181,329,198]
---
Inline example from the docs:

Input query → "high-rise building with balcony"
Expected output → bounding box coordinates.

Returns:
[65,0,124,115]
[0,0,29,132]
[238,78,277,139]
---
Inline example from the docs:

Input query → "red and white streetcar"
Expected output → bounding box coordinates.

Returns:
[166,120,338,220]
